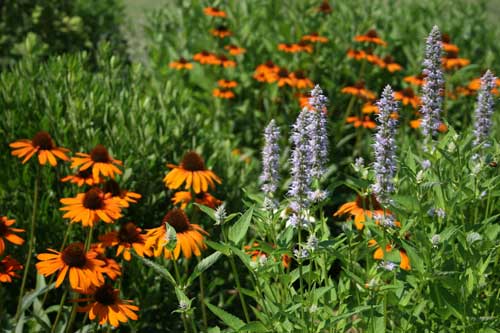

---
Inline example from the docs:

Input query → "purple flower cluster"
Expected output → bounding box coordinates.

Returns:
[420,26,444,141]
[473,70,497,149]
[372,85,399,206]
[260,120,281,200]
[308,85,329,178]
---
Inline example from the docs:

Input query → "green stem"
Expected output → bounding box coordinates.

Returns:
[50,288,69,333]
[197,258,208,333]
[15,166,40,321]
[229,256,251,323]
[172,259,191,333]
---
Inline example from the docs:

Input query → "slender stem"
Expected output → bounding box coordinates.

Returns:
[50,288,69,333]
[173,259,190,333]
[197,257,208,332]
[15,166,40,321]
[64,300,77,333]
[297,223,307,332]
[228,256,251,323]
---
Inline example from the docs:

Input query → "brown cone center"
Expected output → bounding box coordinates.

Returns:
[103,179,121,197]
[366,29,378,38]
[62,243,87,268]
[163,208,190,233]
[90,144,111,163]
[83,188,105,210]
[294,71,306,79]
[403,88,415,97]
[181,152,206,171]
[0,220,7,237]
[94,284,118,305]
[77,168,93,179]
[32,131,54,150]
[355,194,382,211]
[118,222,141,244]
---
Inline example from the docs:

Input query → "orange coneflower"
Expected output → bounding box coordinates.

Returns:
[102,179,141,208]
[316,0,333,14]
[295,41,313,53]
[91,244,121,280]
[301,32,328,43]
[290,71,313,89]
[71,144,123,182]
[203,6,226,17]
[278,43,300,53]
[441,33,459,53]
[213,88,235,99]
[354,29,387,46]
[442,50,470,70]
[0,216,25,255]
[146,209,208,260]
[172,191,222,210]
[36,242,105,290]
[276,69,294,87]
[169,58,193,70]
[333,194,387,230]
[59,187,122,227]
[362,102,379,114]
[346,116,376,129]
[410,118,448,133]
[254,61,280,83]
[10,131,70,166]
[76,284,139,327]
[224,44,246,56]
[347,49,367,60]
[217,79,238,88]
[99,222,152,261]
[61,168,100,187]
[211,25,232,38]
[368,239,411,271]
[394,88,421,108]
[193,50,218,65]
[215,55,236,68]
[296,92,313,110]
[404,74,426,86]
[0,256,23,283]
[381,55,402,72]
[163,151,221,194]
[341,81,376,100]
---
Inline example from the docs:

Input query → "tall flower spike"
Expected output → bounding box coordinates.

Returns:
[308,85,329,178]
[372,85,399,206]
[420,26,444,143]
[473,70,497,149]
[260,120,281,203]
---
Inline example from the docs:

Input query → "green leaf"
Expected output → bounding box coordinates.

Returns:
[206,240,232,256]
[195,203,216,221]
[237,322,268,332]
[187,251,222,285]
[134,254,176,286]
[228,207,253,244]
[205,302,245,330]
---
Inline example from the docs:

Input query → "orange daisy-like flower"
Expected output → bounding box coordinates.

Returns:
[346,116,376,129]
[210,25,232,38]
[347,49,366,60]
[71,144,123,182]
[295,41,313,53]
[0,216,25,255]
[193,50,219,65]
[442,50,470,70]
[441,33,459,53]
[301,32,328,43]
[254,61,280,83]
[36,242,105,290]
[146,209,208,260]
[213,88,235,99]
[61,168,100,187]
[394,88,421,109]
[381,55,402,72]
[172,191,222,210]
[91,244,121,280]
[99,222,152,261]
[354,29,387,46]
[296,92,313,111]
[217,79,238,88]
[341,81,376,100]
[410,118,448,133]
[362,102,379,114]
[291,71,313,89]
[214,55,236,68]
[0,256,23,283]
[163,151,221,194]
[169,58,193,70]
[102,179,141,208]
[368,239,411,271]
[76,284,139,327]
[333,194,386,230]
[365,50,385,67]
[60,187,122,227]
[404,74,426,86]
[276,69,294,87]
[203,6,226,17]
[224,44,246,56]
[10,131,70,166]
[316,0,333,14]
[278,43,300,53]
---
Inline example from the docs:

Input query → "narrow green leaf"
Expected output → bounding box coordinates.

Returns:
[205,302,245,330]
[134,254,176,286]
[228,207,253,244]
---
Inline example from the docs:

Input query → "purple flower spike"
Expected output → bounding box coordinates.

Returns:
[473,70,497,149]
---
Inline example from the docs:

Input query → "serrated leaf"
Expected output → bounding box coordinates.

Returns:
[205,302,245,330]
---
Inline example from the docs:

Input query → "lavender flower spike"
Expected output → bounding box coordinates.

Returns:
[288,109,313,208]
[372,85,399,206]
[307,85,329,178]
[473,70,497,149]
[420,25,444,141]
[260,119,281,198]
